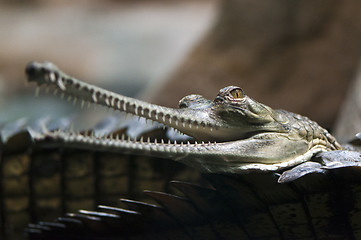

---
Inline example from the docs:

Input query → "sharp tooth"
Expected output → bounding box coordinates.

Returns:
[147,137,150,143]
[162,125,166,130]
[123,102,127,111]
[81,100,85,109]
[201,141,205,144]
[73,98,77,105]
[49,72,56,82]
[127,136,131,142]
[134,107,138,115]
[92,92,98,103]
[60,92,65,99]
[53,89,58,95]
[210,127,213,132]
[121,134,125,141]
[174,140,177,144]
[161,139,164,144]
[45,87,50,94]
[195,141,198,145]
[57,78,66,90]
[140,136,144,143]
[67,95,72,101]
[40,123,49,134]
[168,139,171,144]
[175,120,179,126]
[155,138,158,144]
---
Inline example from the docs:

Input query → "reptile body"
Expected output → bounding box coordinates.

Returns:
[25,62,341,173]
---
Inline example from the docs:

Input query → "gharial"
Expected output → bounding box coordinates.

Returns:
[25,61,343,174]
[2,61,361,239]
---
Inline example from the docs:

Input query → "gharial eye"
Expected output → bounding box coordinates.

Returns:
[229,88,245,99]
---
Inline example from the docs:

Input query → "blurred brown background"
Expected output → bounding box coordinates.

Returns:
[0,0,216,121]
[1,0,361,140]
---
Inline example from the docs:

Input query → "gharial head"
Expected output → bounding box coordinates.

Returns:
[26,61,289,144]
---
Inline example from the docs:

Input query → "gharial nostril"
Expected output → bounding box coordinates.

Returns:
[214,96,224,103]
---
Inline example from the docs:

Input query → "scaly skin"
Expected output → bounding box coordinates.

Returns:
[25,61,342,174]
